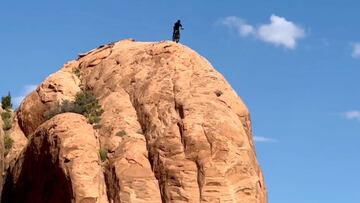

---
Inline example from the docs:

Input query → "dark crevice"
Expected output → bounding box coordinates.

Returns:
[175,103,185,119]
[104,163,121,203]
[124,58,196,202]
[124,92,165,203]
[177,122,185,148]
[195,160,204,202]
[171,63,203,202]
[202,125,213,156]
[64,158,70,164]
[172,76,187,151]
[16,114,28,138]
[1,134,73,203]
[160,186,167,203]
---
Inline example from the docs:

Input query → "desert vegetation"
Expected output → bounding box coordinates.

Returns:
[1,92,14,155]
[116,130,127,137]
[44,90,104,124]
[99,148,108,162]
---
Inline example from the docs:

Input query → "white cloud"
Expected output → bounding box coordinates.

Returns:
[253,136,277,143]
[13,84,37,107]
[352,43,360,58]
[220,16,254,36]
[219,15,305,49]
[257,15,305,49]
[343,110,360,121]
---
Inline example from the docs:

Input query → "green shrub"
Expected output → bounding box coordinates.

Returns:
[4,131,13,156]
[1,111,11,121]
[73,90,104,124]
[1,92,12,110]
[2,118,12,131]
[1,111,12,131]
[116,130,127,137]
[99,148,108,162]
[61,100,78,113]
[43,106,60,121]
[44,90,104,124]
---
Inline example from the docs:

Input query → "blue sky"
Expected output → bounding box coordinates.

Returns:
[1,0,360,202]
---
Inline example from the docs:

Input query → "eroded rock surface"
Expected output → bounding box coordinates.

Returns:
[17,68,81,137]
[2,39,267,203]
[3,113,107,203]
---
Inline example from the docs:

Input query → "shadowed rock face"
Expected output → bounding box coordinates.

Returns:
[2,114,107,203]
[2,39,267,203]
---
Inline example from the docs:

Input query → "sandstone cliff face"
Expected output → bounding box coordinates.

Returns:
[2,39,267,203]
[3,114,108,203]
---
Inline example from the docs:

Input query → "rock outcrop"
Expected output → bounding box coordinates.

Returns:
[2,39,267,203]
[3,114,108,203]
[0,107,4,198]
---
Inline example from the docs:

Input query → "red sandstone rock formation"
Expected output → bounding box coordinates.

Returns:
[1,39,267,203]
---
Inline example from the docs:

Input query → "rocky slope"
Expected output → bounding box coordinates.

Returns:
[1,39,267,203]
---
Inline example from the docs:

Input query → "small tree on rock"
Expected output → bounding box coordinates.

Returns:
[44,90,104,124]
[1,92,12,110]
[73,90,104,124]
